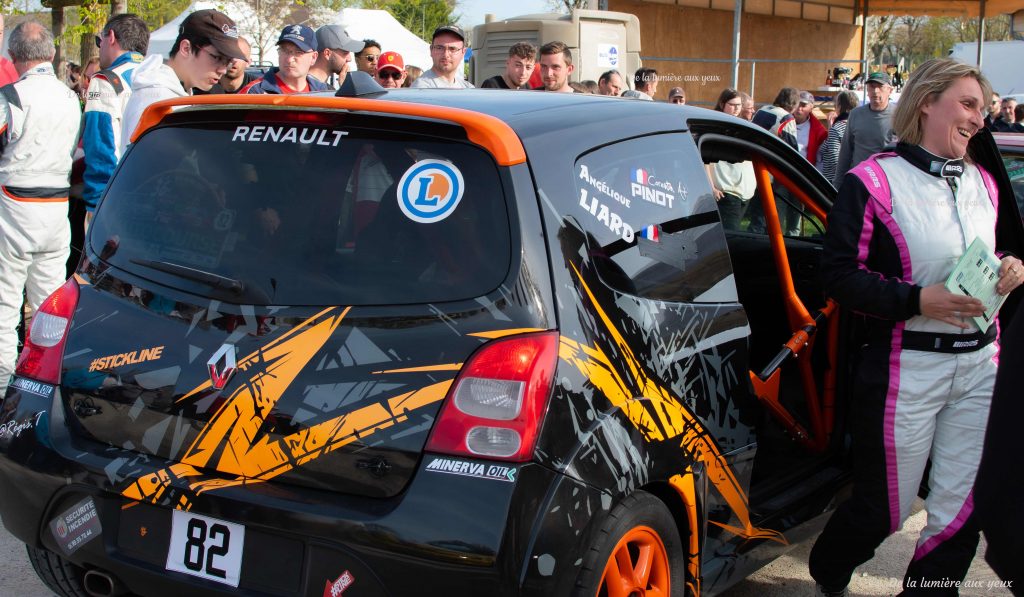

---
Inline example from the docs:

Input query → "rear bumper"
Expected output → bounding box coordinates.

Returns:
[0,379,561,596]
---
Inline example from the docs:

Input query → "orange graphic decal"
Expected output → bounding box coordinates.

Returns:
[563,263,786,548]
[123,307,457,508]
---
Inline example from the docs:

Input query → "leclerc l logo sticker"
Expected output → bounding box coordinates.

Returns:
[397,159,465,224]
[207,343,237,390]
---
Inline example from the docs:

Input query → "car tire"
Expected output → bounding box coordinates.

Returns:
[26,544,89,597]
[573,490,687,597]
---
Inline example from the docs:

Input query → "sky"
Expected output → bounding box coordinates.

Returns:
[457,0,555,29]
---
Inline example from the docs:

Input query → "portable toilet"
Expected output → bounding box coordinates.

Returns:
[469,9,641,87]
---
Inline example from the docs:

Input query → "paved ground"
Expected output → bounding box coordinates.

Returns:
[722,500,1012,597]
[0,499,1012,596]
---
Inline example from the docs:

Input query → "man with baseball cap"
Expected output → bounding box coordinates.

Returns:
[412,24,473,89]
[833,71,896,184]
[308,24,364,88]
[794,90,827,165]
[243,24,330,94]
[668,87,685,105]
[374,51,406,89]
[121,9,245,151]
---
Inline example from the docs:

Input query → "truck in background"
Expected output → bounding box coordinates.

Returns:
[950,39,1024,98]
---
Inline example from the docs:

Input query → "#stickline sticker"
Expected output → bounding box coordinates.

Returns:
[397,160,465,224]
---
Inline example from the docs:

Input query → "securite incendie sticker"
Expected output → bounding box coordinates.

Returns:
[424,456,518,483]
[49,497,102,556]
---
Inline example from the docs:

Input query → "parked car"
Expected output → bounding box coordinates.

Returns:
[996,131,1024,216]
[0,87,932,596]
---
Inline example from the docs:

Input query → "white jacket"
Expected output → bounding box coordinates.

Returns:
[0,63,80,191]
[119,54,189,153]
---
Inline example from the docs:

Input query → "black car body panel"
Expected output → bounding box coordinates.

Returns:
[0,90,862,596]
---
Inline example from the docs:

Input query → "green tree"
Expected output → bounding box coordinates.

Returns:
[127,0,192,30]
[545,0,588,13]
[360,0,458,42]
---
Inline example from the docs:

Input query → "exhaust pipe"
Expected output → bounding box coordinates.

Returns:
[83,569,126,597]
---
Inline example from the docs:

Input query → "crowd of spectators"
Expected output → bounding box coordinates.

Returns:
[0,10,1021,593]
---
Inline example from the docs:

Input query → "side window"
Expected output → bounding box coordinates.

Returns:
[573,134,736,303]
[707,154,824,239]
[1002,155,1024,216]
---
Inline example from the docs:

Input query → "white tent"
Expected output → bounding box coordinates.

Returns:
[147,2,280,66]
[331,8,431,72]
[147,5,431,72]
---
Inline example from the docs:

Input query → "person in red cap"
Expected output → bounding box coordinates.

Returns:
[374,51,406,89]
[120,9,245,150]
[0,15,21,86]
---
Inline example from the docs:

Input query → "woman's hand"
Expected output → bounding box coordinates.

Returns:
[997,256,1024,295]
[919,284,985,329]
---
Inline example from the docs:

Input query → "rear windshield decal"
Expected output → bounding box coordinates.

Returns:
[630,168,682,209]
[397,160,464,224]
[579,187,634,243]
[231,125,348,147]
[578,164,631,209]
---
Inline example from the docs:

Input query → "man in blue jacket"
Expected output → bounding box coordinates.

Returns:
[82,13,149,224]
[243,25,330,94]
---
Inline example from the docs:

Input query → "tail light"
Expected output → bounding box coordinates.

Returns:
[15,278,79,384]
[426,331,559,462]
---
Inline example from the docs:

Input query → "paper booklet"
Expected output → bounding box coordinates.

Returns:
[944,237,1008,333]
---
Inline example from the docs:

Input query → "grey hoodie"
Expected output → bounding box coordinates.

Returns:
[119,54,189,153]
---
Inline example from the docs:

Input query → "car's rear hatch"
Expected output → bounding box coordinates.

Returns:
[57,106,541,498]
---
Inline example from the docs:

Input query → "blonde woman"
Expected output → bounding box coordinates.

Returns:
[809,58,1024,596]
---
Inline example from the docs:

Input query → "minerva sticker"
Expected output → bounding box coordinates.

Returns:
[396,160,464,224]
[424,456,518,482]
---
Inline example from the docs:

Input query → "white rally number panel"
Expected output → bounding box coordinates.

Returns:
[166,510,245,587]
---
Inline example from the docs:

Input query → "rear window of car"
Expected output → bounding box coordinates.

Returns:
[89,118,512,305]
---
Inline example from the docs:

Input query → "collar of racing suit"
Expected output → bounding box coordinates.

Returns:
[896,142,965,180]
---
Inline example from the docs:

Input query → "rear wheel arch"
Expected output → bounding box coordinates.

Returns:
[570,489,688,597]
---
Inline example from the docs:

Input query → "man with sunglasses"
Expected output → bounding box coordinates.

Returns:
[308,25,364,89]
[82,13,148,223]
[121,9,246,151]
[374,51,406,89]
[412,25,473,89]
[243,25,330,95]
[354,40,381,75]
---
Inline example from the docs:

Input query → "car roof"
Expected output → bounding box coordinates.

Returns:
[142,89,765,164]
[995,131,1024,149]
[312,88,741,143]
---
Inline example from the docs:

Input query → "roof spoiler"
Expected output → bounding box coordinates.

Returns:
[336,71,386,98]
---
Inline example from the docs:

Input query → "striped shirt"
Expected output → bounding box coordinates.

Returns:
[817,114,849,184]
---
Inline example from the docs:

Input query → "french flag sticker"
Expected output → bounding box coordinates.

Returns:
[632,168,648,185]
[640,224,659,242]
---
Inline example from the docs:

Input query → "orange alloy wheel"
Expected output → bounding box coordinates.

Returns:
[598,525,671,597]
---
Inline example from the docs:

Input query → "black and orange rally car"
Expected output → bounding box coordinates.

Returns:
[0,83,929,596]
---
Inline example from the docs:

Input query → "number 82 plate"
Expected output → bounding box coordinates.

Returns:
[166,510,245,587]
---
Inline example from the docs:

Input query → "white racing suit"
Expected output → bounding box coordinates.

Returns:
[0,63,81,392]
[810,143,1005,594]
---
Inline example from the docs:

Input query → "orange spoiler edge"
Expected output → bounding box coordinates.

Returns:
[130,94,527,167]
